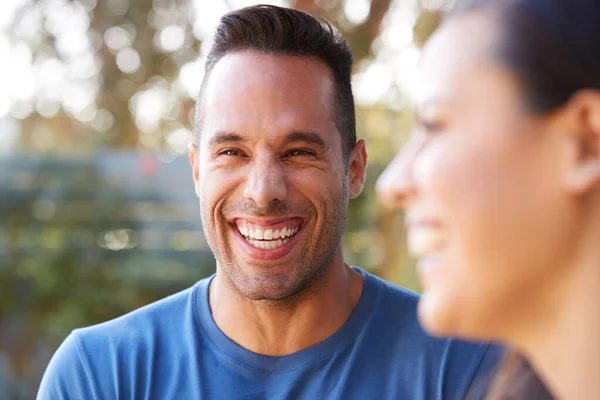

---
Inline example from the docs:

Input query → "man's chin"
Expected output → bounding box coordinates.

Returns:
[229,269,308,301]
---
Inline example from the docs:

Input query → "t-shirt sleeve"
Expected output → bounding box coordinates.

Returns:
[37,331,96,400]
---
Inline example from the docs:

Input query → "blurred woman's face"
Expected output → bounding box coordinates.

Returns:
[377,12,582,340]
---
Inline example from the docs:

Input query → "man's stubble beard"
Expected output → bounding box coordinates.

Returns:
[199,184,349,306]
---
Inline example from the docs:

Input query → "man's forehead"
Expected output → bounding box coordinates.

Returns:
[200,51,339,144]
[201,111,337,148]
[204,51,334,102]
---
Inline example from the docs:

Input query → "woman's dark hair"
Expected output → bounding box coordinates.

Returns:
[447,0,600,399]
[452,0,600,114]
[195,4,356,161]
[483,351,553,399]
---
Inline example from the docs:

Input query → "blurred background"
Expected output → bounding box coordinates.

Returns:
[0,0,448,397]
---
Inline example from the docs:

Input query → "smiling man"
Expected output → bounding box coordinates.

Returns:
[38,5,499,399]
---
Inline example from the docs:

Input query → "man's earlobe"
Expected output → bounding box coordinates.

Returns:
[189,143,201,197]
[349,139,367,199]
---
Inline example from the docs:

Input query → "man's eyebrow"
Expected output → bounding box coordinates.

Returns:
[284,131,327,149]
[208,131,245,146]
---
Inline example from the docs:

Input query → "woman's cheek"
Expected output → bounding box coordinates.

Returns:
[414,140,470,208]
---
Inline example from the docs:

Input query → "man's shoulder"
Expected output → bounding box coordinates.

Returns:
[369,271,420,301]
[362,268,498,352]
[38,280,209,398]
[358,269,502,398]
[357,269,430,348]
[360,268,420,316]
[77,282,199,344]
[39,280,208,397]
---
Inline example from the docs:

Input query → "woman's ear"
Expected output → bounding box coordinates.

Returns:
[562,90,600,195]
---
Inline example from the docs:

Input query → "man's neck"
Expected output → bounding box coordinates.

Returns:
[208,253,364,356]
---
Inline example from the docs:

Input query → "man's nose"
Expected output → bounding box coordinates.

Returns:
[243,155,288,208]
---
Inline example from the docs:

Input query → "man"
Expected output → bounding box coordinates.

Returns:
[38,5,499,399]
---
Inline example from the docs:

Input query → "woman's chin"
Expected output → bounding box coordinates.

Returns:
[417,291,481,341]
[417,294,455,337]
[417,293,471,338]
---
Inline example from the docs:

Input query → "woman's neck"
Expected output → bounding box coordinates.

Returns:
[520,250,600,400]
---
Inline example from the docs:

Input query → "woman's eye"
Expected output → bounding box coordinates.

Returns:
[421,121,444,135]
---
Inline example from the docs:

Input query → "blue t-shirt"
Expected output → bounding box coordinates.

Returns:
[38,268,500,399]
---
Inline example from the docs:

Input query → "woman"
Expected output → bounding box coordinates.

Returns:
[376,0,600,399]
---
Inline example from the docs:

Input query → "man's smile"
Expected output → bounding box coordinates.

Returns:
[230,217,305,261]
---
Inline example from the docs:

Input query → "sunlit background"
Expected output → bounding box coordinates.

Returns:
[0,0,449,397]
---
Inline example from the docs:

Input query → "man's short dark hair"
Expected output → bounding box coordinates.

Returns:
[195,4,356,161]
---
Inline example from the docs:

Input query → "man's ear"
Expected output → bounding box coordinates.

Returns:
[348,139,367,199]
[189,143,201,197]
[562,90,600,195]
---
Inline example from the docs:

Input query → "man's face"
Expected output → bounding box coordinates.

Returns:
[190,51,365,301]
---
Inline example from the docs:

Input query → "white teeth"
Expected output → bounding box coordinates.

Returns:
[407,228,446,258]
[236,221,302,248]
[241,232,296,250]
[245,237,288,250]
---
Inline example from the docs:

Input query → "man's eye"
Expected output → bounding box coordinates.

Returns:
[218,149,244,156]
[286,149,315,157]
